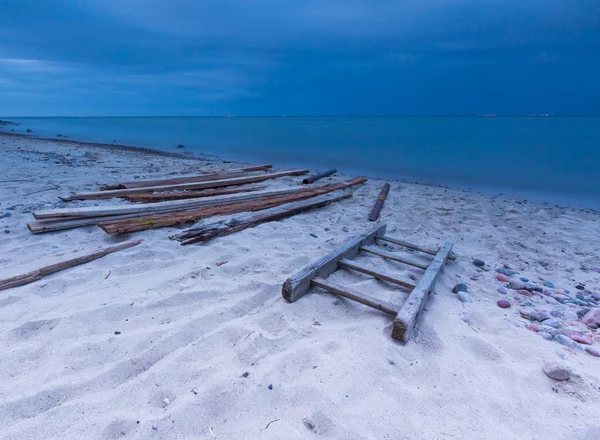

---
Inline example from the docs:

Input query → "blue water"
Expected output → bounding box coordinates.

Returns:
[3,116,599,208]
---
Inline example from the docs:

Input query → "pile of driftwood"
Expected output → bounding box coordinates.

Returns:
[28,164,367,242]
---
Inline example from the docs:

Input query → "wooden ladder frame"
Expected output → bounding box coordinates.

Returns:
[282,223,455,342]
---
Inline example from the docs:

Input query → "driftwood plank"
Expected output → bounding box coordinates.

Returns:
[99,178,367,234]
[302,169,337,184]
[171,190,354,245]
[35,187,304,220]
[338,259,416,289]
[391,241,453,342]
[281,224,387,302]
[62,169,309,201]
[360,245,429,270]
[311,277,398,316]
[104,164,273,189]
[368,183,390,221]
[0,240,142,292]
[122,185,265,203]
[377,235,457,261]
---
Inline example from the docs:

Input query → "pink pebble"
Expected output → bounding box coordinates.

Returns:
[581,308,600,326]
[517,289,531,296]
[567,332,593,345]
[526,324,540,332]
[496,274,510,282]
[497,299,511,309]
[586,347,600,357]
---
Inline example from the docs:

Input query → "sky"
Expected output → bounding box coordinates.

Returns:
[0,0,599,116]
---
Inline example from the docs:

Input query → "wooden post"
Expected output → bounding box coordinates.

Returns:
[281,224,387,302]
[302,169,337,184]
[0,240,142,292]
[368,183,390,221]
[391,241,453,342]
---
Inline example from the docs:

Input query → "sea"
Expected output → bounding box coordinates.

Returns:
[2,116,599,208]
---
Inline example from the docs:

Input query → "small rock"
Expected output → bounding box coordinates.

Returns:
[497,299,511,309]
[388,359,395,365]
[533,287,544,293]
[585,347,600,357]
[520,277,529,282]
[268,384,273,390]
[576,293,585,301]
[516,289,531,296]
[525,324,540,332]
[543,361,572,381]
[567,332,593,345]
[575,285,584,290]
[457,292,472,303]
[541,318,562,328]
[176,144,185,148]
[496,267,517,276]
[592,292,600,301]
[452,283,468,293]
[332,300,340,306]
[242,372,250,378]
[509,279,525,290]
[4,230,9,234]
[554,334,583,350]
[549,310,564,318]
[162,398,170,406]
[520,310,535,320]
[544,280,555,288]
[496,273,510,283]
[497,287,507,295]
[581,309,600,326]
[524,282,536,291]
[538,331,553,340]
[473,259,485,267]
[538,260,549,267]
[303,419,315,431]
[342,227,349,233]
[309,233,318,238]
[2,212,12,218]
[114,331,121,335]
[533,311,550,322]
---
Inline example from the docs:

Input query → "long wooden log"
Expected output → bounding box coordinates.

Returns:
[302,169,337,184]
[100,164,273,190]
[360,245,429,270]
[311,277,398,316]
[122,185,265,203]
[368,183,390,221]
[61,169,309,201]
[0,240,142,292]
[338,259,416,289]
[100,178,367,235]
[171,190,354,245]
[282,224,387,302]
[391,241,453,342]
[377,235,457,261]
[35,186,306,220]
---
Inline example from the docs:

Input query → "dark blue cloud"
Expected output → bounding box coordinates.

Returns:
[0,0,599,115]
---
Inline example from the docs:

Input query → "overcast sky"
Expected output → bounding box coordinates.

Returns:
[1,0,599,116]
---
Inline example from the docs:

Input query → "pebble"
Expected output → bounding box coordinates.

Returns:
[457,292,472,303]
[541,318,562,328]
[524,282,536,291]
[533,311,550,322]
[516,289,531,296]
[549,310,564,318]
[533,287,544,293]
[496,267,517,276]
[585,347,600,357]
[452,283,468,293]
[473,259,485,267]
[551,294,568,303]
[544,280,555,288]
[332,300,340,306]
[388,359,395,365]
[520,277,529,282]
[509,279,525,290]
[496,273,510,283]
[593,293,600,301]
[554,334,583,350]
[567,332,593,345]
[538,332,553,340]
[543,361,572,381]
[268,384,273,390]
[581,308,600,326]
[2,212,12,218]
[4,230,9,234]
[497,287,507,295]
[576,293,585,301]
[497,299,511,309]
[575,285,585,290]
[525,324,540,332]
[309,233,318,238]
[519,310,535,320]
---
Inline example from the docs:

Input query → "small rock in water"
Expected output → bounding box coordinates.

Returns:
[497,287,507,295]
[538,331,553,340]
[544,280,555,288]
[554,334,583,350]
[457,292,472,303]
[510,279,525,290]
[497,267,517,276]
[496,273,510,283]
[452,283,468,293]
[543,361,572,381]
[497,299,511,309]
[473,259,485,267]
[585,347,600,357]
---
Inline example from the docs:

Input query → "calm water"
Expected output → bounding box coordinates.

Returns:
[3,116,599,208]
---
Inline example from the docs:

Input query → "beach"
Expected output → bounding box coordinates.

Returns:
[1,133,599,439]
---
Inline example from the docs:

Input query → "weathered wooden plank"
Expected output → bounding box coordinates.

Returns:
[360,245,429,270]
[338,259,416,289]
[377,235,457,261]
[368,183,390,221]
[100,164,273,190]
[311,277,398,316]
[35,186,304,220]
[392,241,453,342]
[61,169,309,201]
[171,190,354,245]
[28,213,152,234]
[0,240,142,292]
[122,185,265,203]
[302,169,337,184]
[281,224,387,302]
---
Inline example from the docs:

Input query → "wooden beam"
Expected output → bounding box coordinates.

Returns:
[99,178,367,235]
[377,235,457,261]
[100,164,273,190]
[338,259,416,289]
[282,224,387,302]
[171,190,354,245]
[311,277,398,316]
[122,185,265,203]
[0,240,142,291]
[302,169,337,184]
[360,245,429,270]
[392,241,453,342]
[368,183,390,221]
[61,169,309,201]
[35,186,304,220]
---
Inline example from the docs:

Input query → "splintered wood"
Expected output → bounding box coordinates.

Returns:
[282,223,454,342]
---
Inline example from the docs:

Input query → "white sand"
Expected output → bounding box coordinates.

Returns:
[1,134,599,440]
